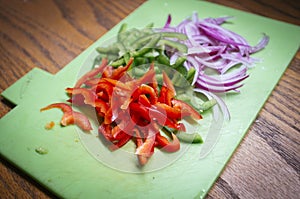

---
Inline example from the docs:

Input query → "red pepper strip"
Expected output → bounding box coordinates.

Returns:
[146,106,186,131]
[41,102,72,112]
[158,86,175,106]
[98,124,118,143]
[74,58,108,88]
[82,78,101,87]
[149,65,158,96]
[100,108,109,124]
[109,133,132,151]
[135,133,156,165]
[133,128,148,165]
[40,103,92,131]
[154,102,190,120]
[99,124,132,151]
[95,100,109,116]
[66,88,108,115]
[101,78,132,91]
[130,111,150,127]
[135,62,156,86]
[112,118,135,139]
[110,57,134,80]
[101,65,113,78]
[131,84,157,105]
[85,77,131,90]
[95,82,114,102]
[67,94,86,106]
[110,87,133,121]
[96,91,109,102]
[97,79,132,120]
[138,95,151,107]
[158,72,176,106]
[129,102,151,123]
[172,99,202,120]
[162,71,176,94]
[114,63,156,111]
[164,72,176,102]
[155,132,180,152]
[65,88,97,106]
[157,86,167,104]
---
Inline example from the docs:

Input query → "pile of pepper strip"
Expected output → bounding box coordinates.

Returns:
[41,57,202,165]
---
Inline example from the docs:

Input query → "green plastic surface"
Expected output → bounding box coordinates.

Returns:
[1,0,299,198]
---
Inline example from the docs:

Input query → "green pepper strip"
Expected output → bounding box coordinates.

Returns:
[159,32,188,40]
[117,23,128,42]
[96,43,120,55]
[199,99,217,111]
[162,127,203,144]
[176,131,203,143]
[186,68,196,84]
[131,34,161,57]
[173,56,187,68]
[158,39,188,53]
[157,54,170,65]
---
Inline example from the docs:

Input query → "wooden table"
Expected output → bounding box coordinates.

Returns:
[0,0,299,198]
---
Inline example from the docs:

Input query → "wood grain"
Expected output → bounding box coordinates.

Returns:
[0,0,299,198]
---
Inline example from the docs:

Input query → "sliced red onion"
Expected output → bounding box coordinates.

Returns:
[203,16,234,25]
[249,33,270,53]
[156,13,269,119]
[197,72,249,87]
[163,14,172,28]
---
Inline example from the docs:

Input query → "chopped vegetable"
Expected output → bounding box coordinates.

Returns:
[156,12,269,118]
[44,121,55,130]
[35,147,48,155]
[40,103,93,132]
[93,13,268,120]
[41,58,202,166]
[40,12,269,166]
[176,132,203,144]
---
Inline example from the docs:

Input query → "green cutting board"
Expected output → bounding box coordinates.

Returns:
[1,0,299,198]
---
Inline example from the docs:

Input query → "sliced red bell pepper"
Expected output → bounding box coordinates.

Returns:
[135,133,156,165]
[65,88,97,106]
[155,102,197,120]
[155,132,180,152]
[41,102,72,113]
[172,99,202,120]
[96,91,109,102]
[135,62,156,86]
[138,95,151,107]
[102,65,113,78]
[101,78,132,91]
[81,77,102,87]
[74,58,108,88]
[162,71,176,94]
[40,103,92,131]
[66,87,109,115]
[131,84,158,105]
[158,72,176,106]
[95,82,114,102]
[44,57,205,167]
[99,124,132,151]
[109,133,132,151]
[67,93,86,106]
[147,106,186,131]
[98,124,114,142]
[129,102,151,123]
[111,117,136,139]
[110,58,134,80]
[154,102,183,120]
[133,128,148,165]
